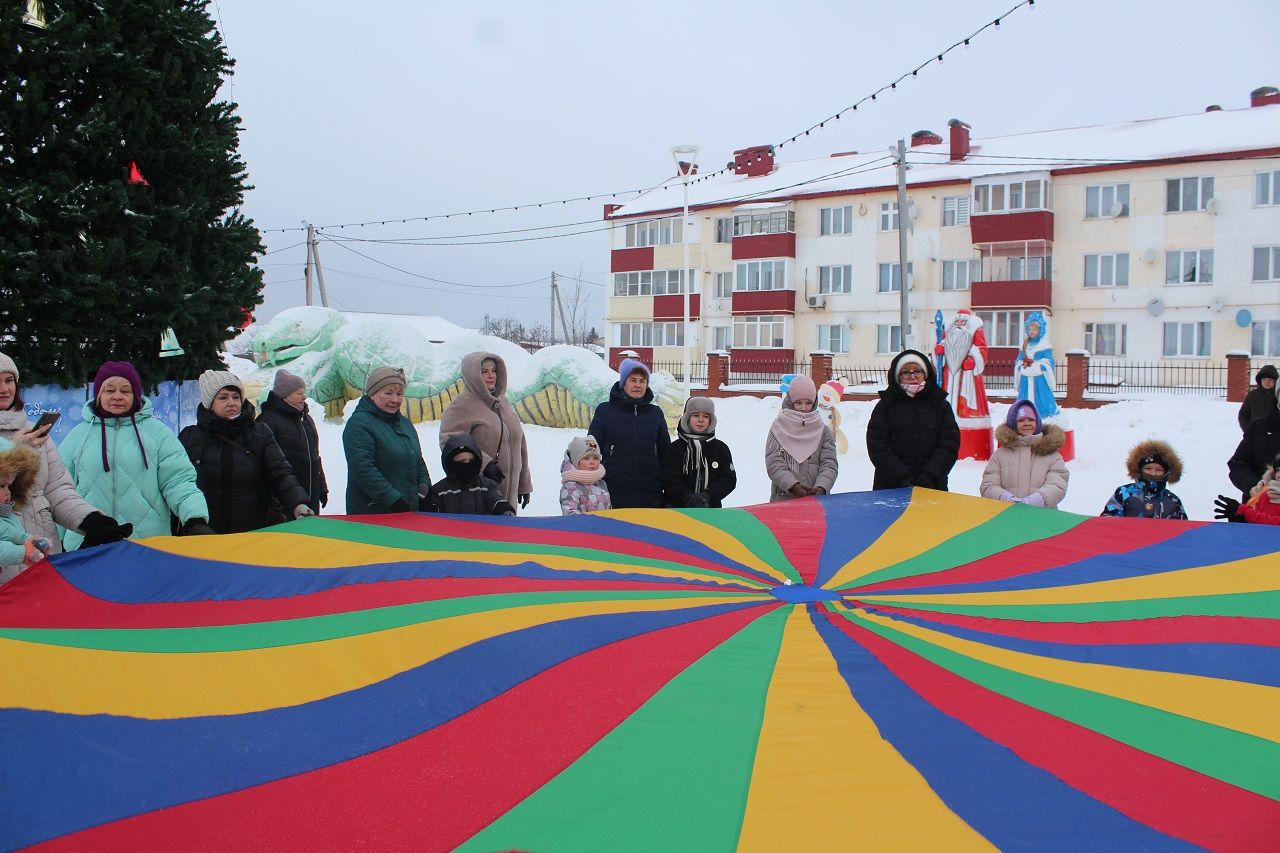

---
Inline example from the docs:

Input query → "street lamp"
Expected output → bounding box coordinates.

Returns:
[671,144,699,387]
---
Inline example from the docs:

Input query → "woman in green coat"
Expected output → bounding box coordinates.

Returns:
[60,361,212,547]
[342,366,434,513]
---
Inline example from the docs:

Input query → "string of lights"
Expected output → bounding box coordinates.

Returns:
[259,1,1037,235]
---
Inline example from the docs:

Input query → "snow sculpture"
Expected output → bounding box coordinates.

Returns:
[238,307,687,429]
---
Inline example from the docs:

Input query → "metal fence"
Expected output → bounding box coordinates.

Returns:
[725,360,810,386]
[1083,360,1228,395]
[649,360,707,386]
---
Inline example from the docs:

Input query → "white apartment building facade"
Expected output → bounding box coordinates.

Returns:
[602,86,1280,377]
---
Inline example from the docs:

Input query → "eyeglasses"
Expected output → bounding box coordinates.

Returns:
[898,368,926,378]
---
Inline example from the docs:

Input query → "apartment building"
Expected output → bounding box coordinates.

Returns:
[602,86,1280,374]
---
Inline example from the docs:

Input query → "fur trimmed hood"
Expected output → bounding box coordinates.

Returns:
[1126,439,1183,483]
[994,423,1066,455]
[0,444,40,509]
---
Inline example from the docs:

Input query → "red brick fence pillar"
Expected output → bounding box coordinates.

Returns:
[810,351,833,387]
[1226,351,1253,403]
[706,351,729,397]
[1065,349,1089,408]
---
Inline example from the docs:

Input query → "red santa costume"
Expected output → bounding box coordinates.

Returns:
[935,308,993,460]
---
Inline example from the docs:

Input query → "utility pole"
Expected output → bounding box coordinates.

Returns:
[304,222,314,306]
[891,139,912,350]
[310,230,330,308]
[550,271,558,344]
[553,278,571,345]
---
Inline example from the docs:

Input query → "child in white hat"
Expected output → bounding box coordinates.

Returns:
[559,435,610,515]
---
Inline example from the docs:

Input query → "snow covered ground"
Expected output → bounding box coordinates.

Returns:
[309,394,1246,522]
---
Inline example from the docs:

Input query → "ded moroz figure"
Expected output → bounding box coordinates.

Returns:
[935,308,993,460]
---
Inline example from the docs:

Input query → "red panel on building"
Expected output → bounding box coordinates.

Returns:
[969,211,1055,244]
[731,232,796,260]
[653,294,700,321]
[731,290,797,315]
[970,279,1052,309]
[728,349,796,373]
[611,247,655,273]
[608,347,654,372]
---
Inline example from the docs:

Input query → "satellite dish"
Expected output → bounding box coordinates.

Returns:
[1209,296,1225,313]
[1108,203,1127,218]
[1146,297,1165,317]
[1142,247,1158,264]
[1205,197,1220,215]
[1237,309,1253,328]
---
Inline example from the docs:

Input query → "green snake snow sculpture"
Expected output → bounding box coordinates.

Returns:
[238,307,687,429]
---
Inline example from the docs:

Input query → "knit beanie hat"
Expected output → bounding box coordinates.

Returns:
[1257,364,1278,383]
[1138,451,1169,475]
[365,366,407,397]
[273,369,307,398]
[618,358,650,384]
[785,375,817,405]
[567,435,602,466]
[1005,399,1042,432]
[896,353,928,374]
[0,352,18,382]
[92,361,144,415]
[680,396,717,433]
[198,370,245,409]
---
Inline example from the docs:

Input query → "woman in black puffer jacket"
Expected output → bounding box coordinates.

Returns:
[587,358,670,509]
[179,371,313,533]
[867,350,961,491]
[256,370,328,513]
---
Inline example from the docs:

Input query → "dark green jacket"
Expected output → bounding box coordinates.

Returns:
[342,396,431,513]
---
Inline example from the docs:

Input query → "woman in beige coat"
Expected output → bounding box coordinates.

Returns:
[439,352,532,510]
[980,399,1068,508]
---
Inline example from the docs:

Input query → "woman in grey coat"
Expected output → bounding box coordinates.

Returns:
[0,353,131,583]
[764,375,838,501]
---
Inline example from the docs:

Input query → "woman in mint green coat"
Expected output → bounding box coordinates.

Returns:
[60,361,211,547]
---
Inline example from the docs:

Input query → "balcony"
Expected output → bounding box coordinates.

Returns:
[970,210,1054,244]
[732,232,796,260]
[731,289,796,315]
[653,294,700,321]
[971,279,1052,310]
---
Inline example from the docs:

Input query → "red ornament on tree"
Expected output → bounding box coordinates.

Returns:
[127,161,150,186]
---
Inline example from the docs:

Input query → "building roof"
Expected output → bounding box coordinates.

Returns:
[607,103,1280,220]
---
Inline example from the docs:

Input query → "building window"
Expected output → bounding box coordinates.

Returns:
[1165,176,1214,213]
[735,259,788,292]
[974,178,1047,213]
[1253,246,1280,282]
[713,271,733,298]
[1085,183,1130,218]
[624,216,683,248]
[1252,320,1280,357]
[617,322,684,348]
[1162,321,1211,357]
[879,201,900,231]
[714,217,733,243]
[733,315,786,348]
[1165,249,1214,285]
[820,205,853,235]
[1084,322,1127,356]
[975,310,1027,347]
[876,324,902,354]
[733,210,795,236]
[1008,256,1047,281]
[1084,253,1130,288]
[1256,170,1280,206]
[818,265,853,294]
[712,325,732,351]
[818,324,849,354]
[942,196,970,226]
[877,262,912,293]
[942,259,979,291]
[613,268,697,296]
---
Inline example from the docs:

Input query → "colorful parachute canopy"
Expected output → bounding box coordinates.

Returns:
[2,489,1278,850]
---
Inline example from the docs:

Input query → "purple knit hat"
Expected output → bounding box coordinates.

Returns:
[618,358,650,384]
[92,361,144,416]
[1005,398,1042,433]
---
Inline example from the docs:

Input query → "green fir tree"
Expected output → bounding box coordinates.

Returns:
[0,0,262,388]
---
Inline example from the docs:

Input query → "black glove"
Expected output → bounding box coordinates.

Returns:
[418,494,437,512]
[320,495,328,509]
[181,518,217,536]
[518,493,530,509]
[898,476,915,489]
[1213,495,1243,522]
[685,492,710,508]
[79,511,133,547]
[388,498,412,513]
[911,474,934,489]
[483,460,505,483]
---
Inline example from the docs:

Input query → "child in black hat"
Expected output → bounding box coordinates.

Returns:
[1101,439,1187,519]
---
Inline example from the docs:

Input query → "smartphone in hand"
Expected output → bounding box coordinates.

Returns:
[33,411,61,432]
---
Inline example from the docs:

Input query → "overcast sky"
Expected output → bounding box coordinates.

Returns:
[214,0,1274,331]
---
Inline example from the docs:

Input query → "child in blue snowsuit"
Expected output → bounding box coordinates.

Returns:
[1101,439,1187,520]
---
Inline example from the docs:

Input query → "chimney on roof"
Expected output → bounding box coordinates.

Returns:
[910,129,943,147]
[1204,104,1223,112]
[731,145,775,177]
[676,161,698,176]
[1251,86,1280,107]
[948,118,971,161]
[603,203,621,219]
